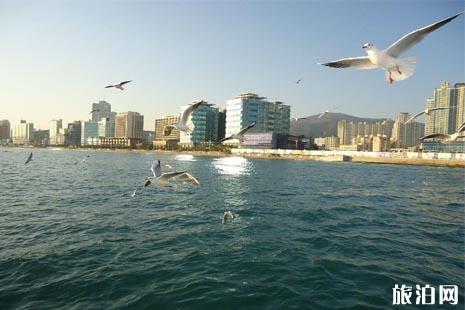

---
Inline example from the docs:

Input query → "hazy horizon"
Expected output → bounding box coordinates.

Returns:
[1,0,463,130]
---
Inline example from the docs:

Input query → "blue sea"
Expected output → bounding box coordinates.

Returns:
[0,147,463,309]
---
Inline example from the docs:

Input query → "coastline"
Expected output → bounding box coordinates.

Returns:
[4,146,465,168]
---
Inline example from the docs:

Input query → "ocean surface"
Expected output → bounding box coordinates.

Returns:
[0,147,463,309]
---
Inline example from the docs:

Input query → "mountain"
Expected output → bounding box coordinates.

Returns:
[290,112,386,138]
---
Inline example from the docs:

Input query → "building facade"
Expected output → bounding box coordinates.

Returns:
[12,120,34,145]
[81,121,99,145]
[49,119,63,145]
[0,120,11,143]
[67,121,82,146]
[225,93,290,141]
[116,112,144,140]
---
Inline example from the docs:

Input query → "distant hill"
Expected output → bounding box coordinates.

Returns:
[290,112,386,138]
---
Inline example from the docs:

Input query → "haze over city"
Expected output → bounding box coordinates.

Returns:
[1,0,463,129]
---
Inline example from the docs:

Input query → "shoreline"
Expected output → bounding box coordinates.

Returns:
[3,146,465,168]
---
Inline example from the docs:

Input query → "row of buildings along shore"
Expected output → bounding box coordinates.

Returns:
[0,82,464,152]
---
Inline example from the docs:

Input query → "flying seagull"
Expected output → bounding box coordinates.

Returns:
[143,160,187,187]
[318,106,340,119]
[220,122,256,143]
[175,172,200,186]
[222,211,235,224]
[25,152,33,165]
[89,109,100,114]
[164,100,210,136]
[296,79,302,84]
[421,122,465,142]
[319,12,463,84]
[105,80,132,90]
[405,107,451,124]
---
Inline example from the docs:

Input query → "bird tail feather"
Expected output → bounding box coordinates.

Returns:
[385,57,416,83]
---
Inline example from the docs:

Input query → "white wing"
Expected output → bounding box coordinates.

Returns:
[175,172,200,185]
[385,12,463,57]
[421,133,450,140]
[158,171,187,181]
[151,160,162,177]
[429,107,451,113]
[319,56,377,70]
[405,111,425,124]
[180,101,207,126]
[457,122,465,133]
[317,111,328,119]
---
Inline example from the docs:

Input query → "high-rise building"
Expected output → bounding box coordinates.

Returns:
[67,121,82,146]
[12,120,34,145]
[33,129,49,146]
[337,119,393,146]
[98,117,115,138]
[391,112,424,149]
[424,81,463,135]
[81,121,99,145]
[225,93,290,141]
[153,115,180,149]
[49,119,63,145]
[217,108,226,141]
[0,120,11,142]
[180,103,220,145]
[116,112,144,139]
[373,135,390,152]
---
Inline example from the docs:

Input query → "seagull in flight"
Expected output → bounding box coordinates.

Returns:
[105,80,132,90]
[405,107,451,124]
[89,109,100,114]
[421,122,465,142]
[25,152,33,165]
[143,160,188,187]
[164,100,210,136]
[296,79,302,84]
[175,172,200,186]
[319,12,463,84]
[220,122,256,143]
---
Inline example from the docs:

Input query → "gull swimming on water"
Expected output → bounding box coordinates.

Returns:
[164,100,210,136]
[105,80,132,90]
[421,122,465,142]
[319,12,463,84]
[222,211,235,224]
[25,152,33,165]
[405,107,451,124]
[220,122,256,143]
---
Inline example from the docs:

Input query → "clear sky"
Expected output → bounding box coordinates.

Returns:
[0,0,463,130]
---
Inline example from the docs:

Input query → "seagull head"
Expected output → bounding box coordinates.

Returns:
[362,42,374,50]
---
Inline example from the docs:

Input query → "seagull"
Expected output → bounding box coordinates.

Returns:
[296,79,302,84]
[405,107,451,124]
[164,100,210,136]
[421,122,465,142]
[74,154,90,165]
[165,164,173,170]
[220,122,256,143]
[143,160,187,187]
[319,12,463,84]
[105,80,132,90]
[318,106,340,119]
[89,109,100,114]
[222,211,235,224]
[131,189,137,197]
[24,152,33,165]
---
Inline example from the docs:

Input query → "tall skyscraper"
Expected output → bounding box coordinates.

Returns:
[180,103,220,145]
[81,121,99,145]
[49,119,63,145]
[391,112,424,149]
[0,120,11,142]
[67,121,82,146]
[116,112,144,139]
[98,117,115,138]
[12,120,34,145]
[424,81,463,135]
[225,93,290,140]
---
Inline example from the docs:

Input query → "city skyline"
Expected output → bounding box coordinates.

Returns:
[1,1,463,129]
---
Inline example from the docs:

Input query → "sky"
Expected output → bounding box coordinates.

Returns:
[0,0,463,130]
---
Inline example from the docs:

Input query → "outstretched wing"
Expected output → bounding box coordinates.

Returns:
[457,122,465,133]
[385,12,463,57]
[119,80,132,86]
[420,133,450,140]
[180,101,207,125]
[25,152,33,165]
[317,111,328,119]
[158,171,187,181]
[175,172,200,185]
[430,107,450,112]
[104,85,114,88]
[319,56,377,70]
[219,135,233,143]
[405,111,424,124]
[236,122,256,136]
[151,160,162,177]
